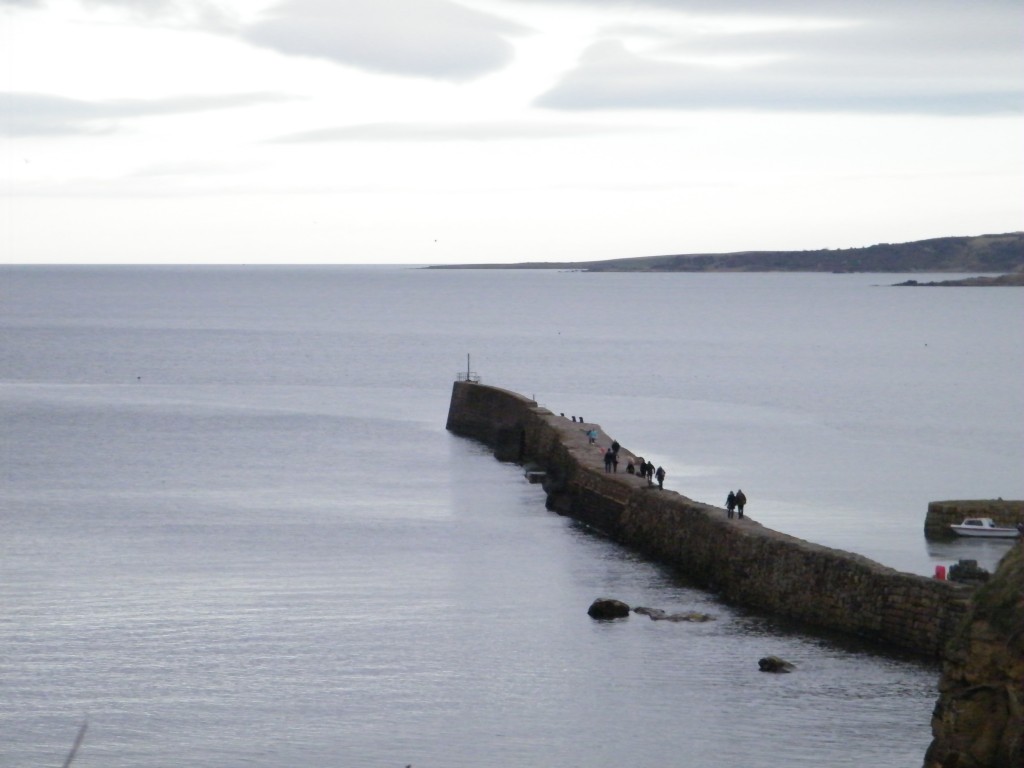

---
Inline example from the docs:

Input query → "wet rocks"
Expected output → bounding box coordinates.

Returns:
[634,606,715,622]
[587,598,631,619]
[588,600,715,622]
[758,656,795,673]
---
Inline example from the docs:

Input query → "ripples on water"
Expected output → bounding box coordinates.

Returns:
[3,266,1018,767]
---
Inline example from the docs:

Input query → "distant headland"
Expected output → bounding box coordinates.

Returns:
[428,232,1024,280]
[894,272,1024,287]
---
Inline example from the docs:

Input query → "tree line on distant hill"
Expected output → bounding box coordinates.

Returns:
[432,232,1024,274]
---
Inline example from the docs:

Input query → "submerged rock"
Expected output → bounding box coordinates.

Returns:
[587,598,631,619]
[758,656,795,673]
[634,606,715,622]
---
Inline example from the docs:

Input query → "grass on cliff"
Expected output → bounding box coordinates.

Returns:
[972,544,1024,643]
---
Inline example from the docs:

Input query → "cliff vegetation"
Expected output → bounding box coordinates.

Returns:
[925,544,1024,768]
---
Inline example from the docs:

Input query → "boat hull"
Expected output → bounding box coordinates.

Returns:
[950,527,1019,539]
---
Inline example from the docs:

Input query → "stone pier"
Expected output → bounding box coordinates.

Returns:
[446,381,976,659]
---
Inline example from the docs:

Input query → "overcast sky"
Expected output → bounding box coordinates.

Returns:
[3,0,1023,264]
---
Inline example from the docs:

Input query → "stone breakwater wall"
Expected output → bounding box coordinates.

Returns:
[447,381,972,659]
[924,500,1024,539]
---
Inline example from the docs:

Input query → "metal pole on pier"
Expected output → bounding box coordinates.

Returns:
[457,354,480,383]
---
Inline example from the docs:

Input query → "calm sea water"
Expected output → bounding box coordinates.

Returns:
[2,266,1021,767]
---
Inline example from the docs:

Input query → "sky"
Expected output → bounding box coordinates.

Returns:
[2,0,1023,265]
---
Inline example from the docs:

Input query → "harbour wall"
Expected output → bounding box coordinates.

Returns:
[446,381,973,659]
[924,499,1024,539]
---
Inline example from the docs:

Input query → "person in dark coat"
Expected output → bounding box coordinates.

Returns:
[603,448,614,473]
[726,491,736,519]
[735,489,747,518]
[655,466,665,489]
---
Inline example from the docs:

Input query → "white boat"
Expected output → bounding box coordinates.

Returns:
[949,518,1021,538]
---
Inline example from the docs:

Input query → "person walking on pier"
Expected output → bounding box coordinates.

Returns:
[603,448,615,473]
[735,489,747,518]
[644,461,655,486]
[655,466,665,489]
[726,491,736,519]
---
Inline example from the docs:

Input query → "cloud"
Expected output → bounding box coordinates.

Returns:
[241,0,529,81]
[2,0,240,33]
[509,0,1021,16]
[534,1,1024,116]
[3,0,226,16]
[272,120,639,143]
[1,91,292,136]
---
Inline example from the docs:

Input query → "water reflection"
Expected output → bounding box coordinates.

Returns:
[926,537,1017,574]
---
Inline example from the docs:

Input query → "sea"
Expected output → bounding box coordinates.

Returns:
[2,266,1021,768]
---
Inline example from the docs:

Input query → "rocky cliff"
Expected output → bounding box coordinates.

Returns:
[925,544,1024,767]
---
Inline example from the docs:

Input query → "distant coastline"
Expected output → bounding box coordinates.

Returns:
[893,272,1024,287]
[427,232,1024,278]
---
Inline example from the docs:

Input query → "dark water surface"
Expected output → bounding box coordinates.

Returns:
[2,266,1021,767]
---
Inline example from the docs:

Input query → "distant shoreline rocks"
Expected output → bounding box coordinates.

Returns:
[894,272,1024,287]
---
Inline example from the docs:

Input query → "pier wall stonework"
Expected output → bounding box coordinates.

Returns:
[446,381,973,659]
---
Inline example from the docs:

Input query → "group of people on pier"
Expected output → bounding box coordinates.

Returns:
[597,439,666,489]
[580,418,743,506]
[626,456,665,489]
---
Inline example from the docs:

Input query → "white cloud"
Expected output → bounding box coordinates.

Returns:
[536,40,1022,115]
[1,0,243,27]
[272,120,641,143]
[534,3,1024,115]
[1,91,294,136]
[241,0,529,81]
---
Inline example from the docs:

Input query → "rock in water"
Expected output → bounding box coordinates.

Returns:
[634,606,715,622]
[633,606,666,619]
[587,598,631,619]
[758,656,795,673]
